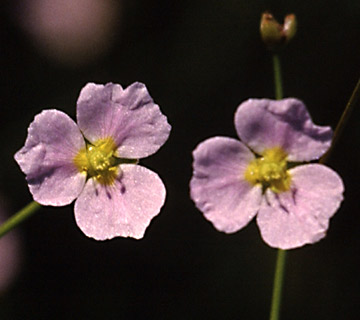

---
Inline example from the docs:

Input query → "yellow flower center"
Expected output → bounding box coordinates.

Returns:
[73,137,119,186]
[244,147,291,193]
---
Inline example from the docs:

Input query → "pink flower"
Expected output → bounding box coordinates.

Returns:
[15,82,171,240]
[15,0,122,65]
[190,98,344,249]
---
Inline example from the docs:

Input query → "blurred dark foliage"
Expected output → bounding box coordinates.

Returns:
[1,1,359,319]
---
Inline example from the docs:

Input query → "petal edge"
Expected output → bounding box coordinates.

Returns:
[234,98,333,161]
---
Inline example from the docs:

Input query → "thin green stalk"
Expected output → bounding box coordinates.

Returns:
[268,60,359,320]
[269,249,287,320]
[0,201,41,238]
[269,53,287,320]
[273,54,283,100]
[320,77,360,164]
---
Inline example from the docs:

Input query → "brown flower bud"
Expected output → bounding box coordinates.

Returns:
[260,12,297,51]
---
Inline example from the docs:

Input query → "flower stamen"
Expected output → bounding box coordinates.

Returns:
[73,137,119,185]
[245,147,291,193]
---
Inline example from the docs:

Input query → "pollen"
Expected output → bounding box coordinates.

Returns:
[244,147,291,193]
[73,137,119,185]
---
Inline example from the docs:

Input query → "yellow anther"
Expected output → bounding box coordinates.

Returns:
[73,137,119,185]
[244,147,291,193]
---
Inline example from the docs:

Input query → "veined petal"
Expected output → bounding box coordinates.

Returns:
[234,98,333,161]
[256,164,344,249]
[74,164,166,240]
[76,82,171,159]
[14,110,86,206]
[190,137,262,233]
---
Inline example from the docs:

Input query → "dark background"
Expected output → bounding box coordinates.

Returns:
[1,1,359,319]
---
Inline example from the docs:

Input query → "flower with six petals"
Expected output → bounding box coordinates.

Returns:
[190,98,344,249]
[15,82,171,240]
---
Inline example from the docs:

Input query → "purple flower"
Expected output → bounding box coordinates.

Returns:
[190,98,344,249]
[16,0,122,65]
[15,82,171,240]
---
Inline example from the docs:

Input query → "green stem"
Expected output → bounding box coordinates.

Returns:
[320,77,360,164]
[269,249,287,320]
[268,62,359,320]
[0,201,41,238]
[273,54,283,100]
[269,53,287,320]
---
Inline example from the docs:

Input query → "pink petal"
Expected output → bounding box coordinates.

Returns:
[190,137,262,233]
[234,98,333,161]
[74,164,166,240]
[256,164,344,249]
[14,110,86,206]
[76,82,171,159]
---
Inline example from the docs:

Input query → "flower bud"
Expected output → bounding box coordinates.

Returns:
[260,12,297,51]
